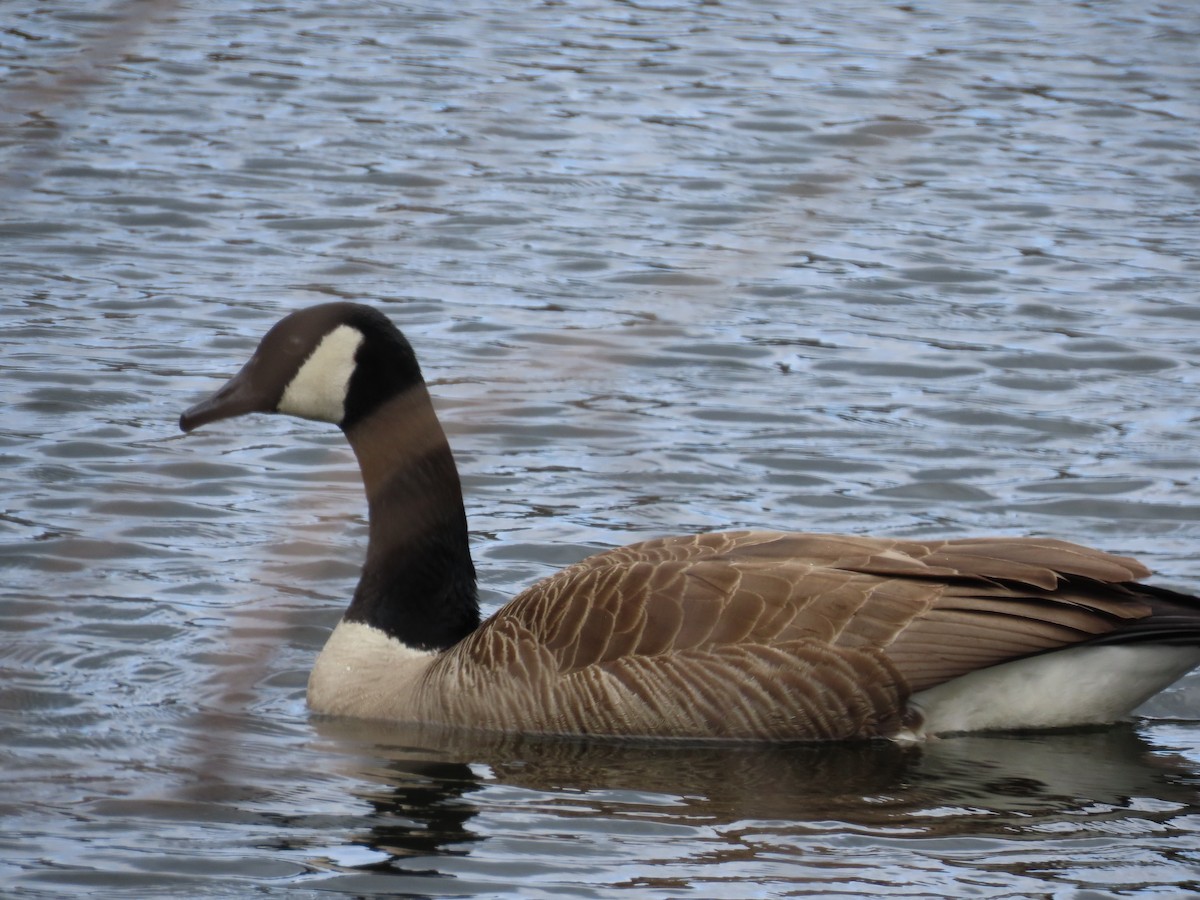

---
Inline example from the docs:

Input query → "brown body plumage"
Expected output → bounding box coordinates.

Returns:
[308,529,1178,740]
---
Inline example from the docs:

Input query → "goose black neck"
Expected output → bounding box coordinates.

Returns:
[340,386,480,653]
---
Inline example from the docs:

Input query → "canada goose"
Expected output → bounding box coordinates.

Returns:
[180,302,1200,741]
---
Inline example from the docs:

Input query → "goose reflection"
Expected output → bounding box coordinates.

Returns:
[322,736,485,868]
[314,718,1200,873]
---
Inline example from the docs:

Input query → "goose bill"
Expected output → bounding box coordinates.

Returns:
[179,359,272,432]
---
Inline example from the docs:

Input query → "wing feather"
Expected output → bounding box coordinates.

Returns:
[432,529,1174,740]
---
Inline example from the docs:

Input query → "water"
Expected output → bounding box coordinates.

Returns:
[3,0,1200,895]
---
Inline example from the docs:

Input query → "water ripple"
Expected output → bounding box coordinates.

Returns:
[2,0,1200,896]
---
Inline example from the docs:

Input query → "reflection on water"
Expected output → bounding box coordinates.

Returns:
[3,0,1200,896]
[305,721,1200,896]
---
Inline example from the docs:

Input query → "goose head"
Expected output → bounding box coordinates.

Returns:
[181,302,479,654]
[180,302,423,434]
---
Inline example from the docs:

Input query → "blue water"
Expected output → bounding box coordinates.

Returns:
[3,1,1200,896]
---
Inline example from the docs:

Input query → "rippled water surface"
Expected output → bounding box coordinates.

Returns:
[3,0,1200,896]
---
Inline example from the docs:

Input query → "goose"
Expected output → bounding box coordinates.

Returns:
[180,302,1200,741]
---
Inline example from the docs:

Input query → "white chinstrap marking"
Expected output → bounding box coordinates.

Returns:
[278,324,364,424]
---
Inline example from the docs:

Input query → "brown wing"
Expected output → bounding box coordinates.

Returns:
[536,530,1153,687]
[431,530,1157,740]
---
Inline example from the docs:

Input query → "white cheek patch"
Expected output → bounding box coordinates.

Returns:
[278,324,364,424]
